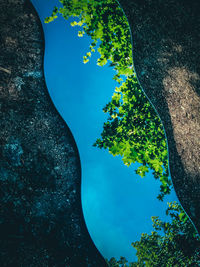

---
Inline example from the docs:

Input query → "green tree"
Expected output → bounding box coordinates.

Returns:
[132,202,200,266]
[106,256,139,266]
[45,0,133,79]
[107,202,200,266]
[94,75,170,200]
[46,0,171,199]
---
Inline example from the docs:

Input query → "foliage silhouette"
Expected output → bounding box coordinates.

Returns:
[45,0,171,200]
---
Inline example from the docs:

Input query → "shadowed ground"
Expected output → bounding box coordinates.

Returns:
[119,0,200,231]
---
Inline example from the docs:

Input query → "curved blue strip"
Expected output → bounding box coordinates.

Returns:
[31,0,178,262]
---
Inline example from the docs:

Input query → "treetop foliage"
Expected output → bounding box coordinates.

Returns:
[132,202,200,266]
[45,0,172,200]
[45,0,133,81]
[107,202,200,266]
[94,75,171,200]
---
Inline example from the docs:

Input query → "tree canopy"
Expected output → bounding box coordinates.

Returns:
[46,0,171,200]
[107,202,200,266]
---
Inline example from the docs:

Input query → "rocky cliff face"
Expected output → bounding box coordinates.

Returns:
[119,0,200,231]
[0,0,107,266]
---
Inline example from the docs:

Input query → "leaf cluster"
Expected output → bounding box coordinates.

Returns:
[132,202,200,266]
[106,256,138,267]
[45,0,132,79]
[94,75,171,200]
[107,203,200,266]
[46,0,171,199]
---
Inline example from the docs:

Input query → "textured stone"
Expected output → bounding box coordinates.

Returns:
[0,0,107,266]
[119,0,200,232]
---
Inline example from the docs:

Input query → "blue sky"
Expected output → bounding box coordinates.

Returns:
[31,0,178,262]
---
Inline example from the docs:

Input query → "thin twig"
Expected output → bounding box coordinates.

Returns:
[0,66,11,74]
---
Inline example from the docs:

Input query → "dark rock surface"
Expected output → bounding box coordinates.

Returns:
[119,0,200,231]
[0,0,107,266]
